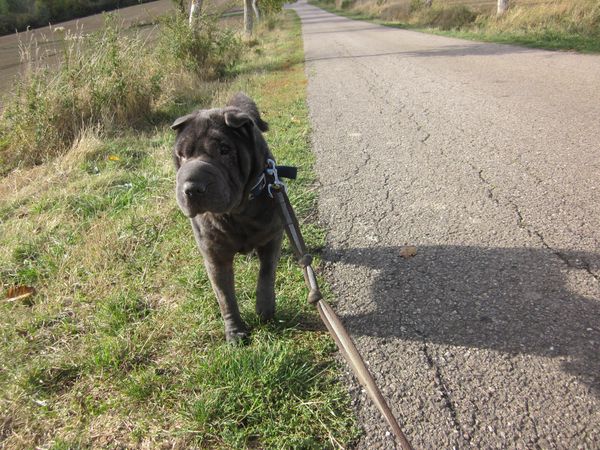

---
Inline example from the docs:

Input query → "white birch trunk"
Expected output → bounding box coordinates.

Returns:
[497,0,508,15]
[252,0,260,23]
[189,0,202,27]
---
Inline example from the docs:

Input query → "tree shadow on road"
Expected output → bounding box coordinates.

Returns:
[324,245,600,395]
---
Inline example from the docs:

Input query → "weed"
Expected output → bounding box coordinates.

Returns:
[0,17,161,173]
[260,0,289,16]
[0,10,245,174]
[156,11,243,81]
[414,4,477,30]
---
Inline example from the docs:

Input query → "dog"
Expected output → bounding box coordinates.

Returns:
[171,93,283,343]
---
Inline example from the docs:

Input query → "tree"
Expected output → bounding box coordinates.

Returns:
[189,0,202,26]
[497,0,508,15]
[243,0,253,35]
[252,0,260,23]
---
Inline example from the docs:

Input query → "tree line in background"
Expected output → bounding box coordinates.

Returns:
[0,0,155,35]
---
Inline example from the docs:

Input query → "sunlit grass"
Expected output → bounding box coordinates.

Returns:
[0,11,359,448]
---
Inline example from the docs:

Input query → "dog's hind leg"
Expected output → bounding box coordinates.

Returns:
[255,232,283,323]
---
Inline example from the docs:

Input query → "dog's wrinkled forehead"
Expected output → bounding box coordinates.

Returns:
[173,109,236,154]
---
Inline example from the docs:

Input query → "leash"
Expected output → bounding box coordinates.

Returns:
[261,160,414,450]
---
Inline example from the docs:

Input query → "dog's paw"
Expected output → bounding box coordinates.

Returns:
[225,327,250,345]
[256,293,275,323]
[256,304,275,323]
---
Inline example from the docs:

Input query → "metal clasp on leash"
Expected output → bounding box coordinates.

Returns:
[266,158,285,198]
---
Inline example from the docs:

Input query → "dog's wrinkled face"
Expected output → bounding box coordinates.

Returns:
[171,108,258,217]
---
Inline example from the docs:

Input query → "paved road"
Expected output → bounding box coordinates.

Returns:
[289,1,600,448]
[0,0,174,99]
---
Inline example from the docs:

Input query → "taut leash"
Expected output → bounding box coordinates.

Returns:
[264,160,414,450]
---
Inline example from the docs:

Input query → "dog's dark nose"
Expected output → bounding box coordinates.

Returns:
[183,181,207,197]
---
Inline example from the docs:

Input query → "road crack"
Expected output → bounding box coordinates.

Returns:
[471,164,600,284]
[421,340,471,448]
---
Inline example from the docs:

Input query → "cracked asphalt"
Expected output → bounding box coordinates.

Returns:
[288,1,600,448]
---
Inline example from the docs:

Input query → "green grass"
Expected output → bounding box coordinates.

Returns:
[310,0,600,53]
[0,11,360,448]
[429,24,600,53]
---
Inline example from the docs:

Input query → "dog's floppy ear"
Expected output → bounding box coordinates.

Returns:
[223,108,253,129]
[170,113,195,131]
[226,93,269,132]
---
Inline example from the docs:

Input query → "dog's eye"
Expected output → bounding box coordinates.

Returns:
[220,144,231,155]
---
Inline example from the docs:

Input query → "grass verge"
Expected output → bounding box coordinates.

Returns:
[310,0,600,53]
[0,11,360,448]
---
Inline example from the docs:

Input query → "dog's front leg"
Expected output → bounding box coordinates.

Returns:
[203,257,249,344]
[255,232,283,323]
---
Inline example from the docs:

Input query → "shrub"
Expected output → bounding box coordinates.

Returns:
[0,10,246,174]
[0,15,162,173]
[156,11,243,81]
[412,4,477,30]
[379,1,411,21]
[260,0,288,16]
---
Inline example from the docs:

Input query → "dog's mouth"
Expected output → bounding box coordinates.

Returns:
[178,201,204,218]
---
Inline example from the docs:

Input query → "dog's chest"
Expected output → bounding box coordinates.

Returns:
[194,210,280,254]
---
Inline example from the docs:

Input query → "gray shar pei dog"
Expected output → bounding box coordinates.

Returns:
[171,93,283,343]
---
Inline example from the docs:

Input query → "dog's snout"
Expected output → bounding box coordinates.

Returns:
[183,181,208,197]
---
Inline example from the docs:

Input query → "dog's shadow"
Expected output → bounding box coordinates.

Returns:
[324,245,600,394]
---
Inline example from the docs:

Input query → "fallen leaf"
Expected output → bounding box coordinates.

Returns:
[108,155,120,161]
[400,246,417,259]
[5,285,36,302]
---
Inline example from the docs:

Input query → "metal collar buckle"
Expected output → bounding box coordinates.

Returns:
[265,159,285,198]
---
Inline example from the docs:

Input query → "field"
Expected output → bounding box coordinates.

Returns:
[0,8,360,449]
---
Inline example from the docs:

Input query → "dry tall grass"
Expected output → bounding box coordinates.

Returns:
[336,0,600,39]
[0,18,161,172]
[0,11,244,175]
[479,0,600,36]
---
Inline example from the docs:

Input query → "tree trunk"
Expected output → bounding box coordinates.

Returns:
[497,0,508,15]
[252,0,260,23]
[244,0,254,36]
[189,0,202,27]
